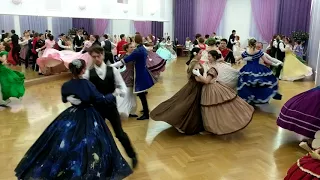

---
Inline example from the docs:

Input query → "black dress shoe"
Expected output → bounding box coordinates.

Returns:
[131,157,138,169]
[137,114,149,120]
[129,114,138,117]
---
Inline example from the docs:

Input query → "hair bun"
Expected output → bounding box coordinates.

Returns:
[71,59,82,68]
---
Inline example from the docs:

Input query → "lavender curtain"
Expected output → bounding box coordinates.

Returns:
[93,19,109,36]
[0,15,14,32]
[19,16,48,34]
[174,0,195,44]
[52,17,72,39]
[151,21,163,38]
[72,18,93,34]
[277,0,312,36]
[194,0,227,35]
[133,21,152,37]
[251,0,279,42]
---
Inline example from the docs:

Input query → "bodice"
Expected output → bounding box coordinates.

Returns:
[45,40,55,49]
[242,50,264,65]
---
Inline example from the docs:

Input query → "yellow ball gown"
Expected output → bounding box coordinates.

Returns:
[281,45,312,81]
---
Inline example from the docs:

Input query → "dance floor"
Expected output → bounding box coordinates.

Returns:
[0,58,315,180]
[9,65,41,80]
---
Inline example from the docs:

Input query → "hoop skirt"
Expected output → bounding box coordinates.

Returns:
[215,62,239,89]
[201,68,253,135]
[0,52,25,100]
[150,78,204,135]
[284,152,320,179]
[277,86,320,138]
[37,48,93,75]
[237,50,280,104]
[146,51,166,80]
[15,79,132,179]
[281,51,312,81]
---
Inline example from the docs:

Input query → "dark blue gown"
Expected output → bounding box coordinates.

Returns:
[15,79,132,180]
[237,50,281,104]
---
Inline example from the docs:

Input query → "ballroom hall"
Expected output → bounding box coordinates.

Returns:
[0,0,320,179]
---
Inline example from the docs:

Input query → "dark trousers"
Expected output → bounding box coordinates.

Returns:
[138,92,149,114]
[104,52,114,64]
[31,53,39,71]
[25,50,32,68]
[275,57,284,78]
[75,48,82,52]
[12,46,20,65]
[96,98,136,158]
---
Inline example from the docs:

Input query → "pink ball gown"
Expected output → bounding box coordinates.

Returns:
[37,40,93,75]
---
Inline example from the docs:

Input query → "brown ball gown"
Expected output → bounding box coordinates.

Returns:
[201,67,254,135]
[150,68,204,135]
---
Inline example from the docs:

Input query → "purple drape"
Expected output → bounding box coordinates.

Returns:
[194,0,227,35]
[0,15,15,32]
[277,0,312,36]
[19,16,48,34]
[134,21,152,37]
[72,18,93,34]
[151,21,163,38]
[174,0,195,44]
[93,19,109,36]
[251,0,279,42]
[52,17,72,40]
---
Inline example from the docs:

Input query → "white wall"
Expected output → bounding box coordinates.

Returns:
[221,0,252,46]
[1,0,170,21]
[111,20,132,36]
[163,0,174,38]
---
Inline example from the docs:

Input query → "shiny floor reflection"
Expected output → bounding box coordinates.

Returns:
[0,58,315,180]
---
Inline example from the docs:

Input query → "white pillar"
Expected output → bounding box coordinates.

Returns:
[315,40,320,86]
[13,15,21,36]
[47,17,53,33]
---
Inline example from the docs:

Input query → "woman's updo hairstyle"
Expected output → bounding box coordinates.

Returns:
[123,42,131,52]
[68,59,86,77]
[206,38,216,46]
[48,34,54,41]
[248,38,257,49]
[186,47,201,65]
[208,50,221,61]
[189,47,201,60]
[285,37,292,44]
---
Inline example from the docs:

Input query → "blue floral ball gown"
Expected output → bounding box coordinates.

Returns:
[15,79,132,180]
[237,50,281,104]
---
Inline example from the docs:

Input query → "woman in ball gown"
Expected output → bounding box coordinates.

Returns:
[19,31,31,62]
[277,86,320,139]
[144,35,166,80]
[192,50,254,135]
[3,33,15,65]
[37,34,93,75]
[0,42,25,106]
[156,38,175,62]
[116,42,138,119]
[202,38,239,89]
[15,59,132,180]
[280,37,312,81]
[150,48,204,135]
[237,38,281,105]
[284,141,320,179]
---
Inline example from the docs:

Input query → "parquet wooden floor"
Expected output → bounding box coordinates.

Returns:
[0,58,316,180]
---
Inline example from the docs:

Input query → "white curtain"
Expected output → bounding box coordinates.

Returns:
[308,0,320,85]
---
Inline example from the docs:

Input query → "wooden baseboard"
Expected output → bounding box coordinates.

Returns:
[25,73,71,87]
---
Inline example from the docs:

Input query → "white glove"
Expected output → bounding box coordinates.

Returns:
[67,95,81,105]
[192,69,201,76]
[110,61,124,68]
[36,48,40,52]
[114,89,125,98]
[243,57,253,61]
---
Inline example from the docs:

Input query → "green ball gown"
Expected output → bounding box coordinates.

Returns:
[0,51,25,101]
